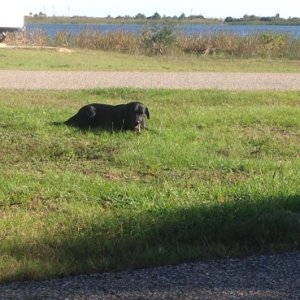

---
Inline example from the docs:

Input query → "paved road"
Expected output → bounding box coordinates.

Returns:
[0,252,299,299]
[1,70,300,90]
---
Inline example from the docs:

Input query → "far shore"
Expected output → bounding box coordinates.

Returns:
[24,15,300,26]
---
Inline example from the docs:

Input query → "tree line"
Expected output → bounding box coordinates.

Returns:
[225,14,300,24]
[26,12,300,25]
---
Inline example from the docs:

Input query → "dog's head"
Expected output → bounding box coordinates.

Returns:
[126,102,150,132]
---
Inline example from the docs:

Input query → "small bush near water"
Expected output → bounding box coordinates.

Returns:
[6,25,300,59]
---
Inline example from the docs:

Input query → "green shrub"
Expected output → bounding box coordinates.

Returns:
[140,25,177,55]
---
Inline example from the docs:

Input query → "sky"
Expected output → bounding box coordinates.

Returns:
[2,0,300,27]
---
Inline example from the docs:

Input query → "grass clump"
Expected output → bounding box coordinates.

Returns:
[0,88,299,282]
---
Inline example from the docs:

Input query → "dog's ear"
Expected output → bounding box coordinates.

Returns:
[145,107,150,119]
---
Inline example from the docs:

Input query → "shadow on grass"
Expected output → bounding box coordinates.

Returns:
[2,194,300,282]
[49,121,157,135]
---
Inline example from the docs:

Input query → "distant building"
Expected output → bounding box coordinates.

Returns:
[0,7,24,33]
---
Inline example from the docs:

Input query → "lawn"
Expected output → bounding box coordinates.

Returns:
[1,48,300,72]
[0,88,299,282]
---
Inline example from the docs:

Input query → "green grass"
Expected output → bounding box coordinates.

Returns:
[1,48,300,72]
[0,88,299,282]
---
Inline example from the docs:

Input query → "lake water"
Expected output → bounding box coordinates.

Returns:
[24,23,300,38]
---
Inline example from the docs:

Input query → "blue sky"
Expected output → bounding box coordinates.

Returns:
[3,0,300,27]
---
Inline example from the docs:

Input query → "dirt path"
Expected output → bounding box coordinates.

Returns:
[1,70,300,90]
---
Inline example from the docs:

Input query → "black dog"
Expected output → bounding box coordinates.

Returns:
[64,101,150,132]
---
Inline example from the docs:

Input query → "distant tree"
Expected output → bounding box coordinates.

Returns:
[260,16,272,21]
[189,14,205,19]
[179,13,186,20]
[225,16,234,22]
[150,12,161,20]
[243,14,258,21]
[135,13,146,19]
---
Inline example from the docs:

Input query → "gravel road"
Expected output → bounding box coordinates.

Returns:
[0,252,299,299]
[1,71,299,299]
[1,70,300,90]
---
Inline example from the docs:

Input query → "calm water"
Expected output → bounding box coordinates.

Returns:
[25,23,300,38]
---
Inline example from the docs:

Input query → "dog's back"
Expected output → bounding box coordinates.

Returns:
[64,103,126,129]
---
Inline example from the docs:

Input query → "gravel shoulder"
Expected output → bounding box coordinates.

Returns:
[1,70,300,90]
[0,252,299,299]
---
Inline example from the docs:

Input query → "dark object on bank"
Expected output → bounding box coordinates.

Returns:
[0,32,6,43]
[64,101,150,132]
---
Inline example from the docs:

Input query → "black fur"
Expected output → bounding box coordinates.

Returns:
[64,101,150,131]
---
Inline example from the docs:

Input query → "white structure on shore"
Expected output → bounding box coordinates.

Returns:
[0,6,24,31]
